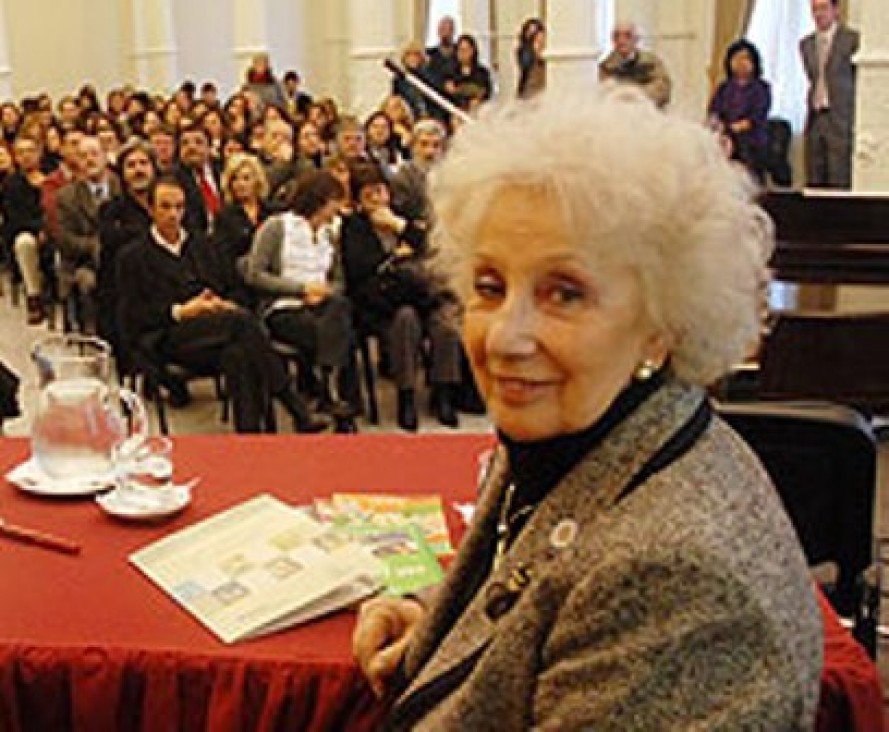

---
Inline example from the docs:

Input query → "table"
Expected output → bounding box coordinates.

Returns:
[0,434,881,732]
[0,434,493,732]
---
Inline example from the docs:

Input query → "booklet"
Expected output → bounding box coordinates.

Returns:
[328,493,454,556]
[338,521,444,596]
[130,494,385,644]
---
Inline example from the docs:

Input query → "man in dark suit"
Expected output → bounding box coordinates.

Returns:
[97,139,157,365]
[800,0,859,189]
[116,175,325,433]
[424,16,459,124]
[57,135,121,331]
[174,125,222,236]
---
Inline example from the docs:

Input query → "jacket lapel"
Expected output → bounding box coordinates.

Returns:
[395,380,706,716]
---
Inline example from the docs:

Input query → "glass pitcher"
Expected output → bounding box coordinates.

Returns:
[30,335,148,479]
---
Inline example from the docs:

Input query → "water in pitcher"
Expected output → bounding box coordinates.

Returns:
[31,376,125,478]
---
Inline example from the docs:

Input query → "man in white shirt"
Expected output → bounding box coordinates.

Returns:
[800,0,859,188]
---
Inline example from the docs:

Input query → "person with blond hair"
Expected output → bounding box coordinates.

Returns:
[353,87,821,729]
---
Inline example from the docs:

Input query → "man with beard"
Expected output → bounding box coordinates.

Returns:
[97,139,157,367]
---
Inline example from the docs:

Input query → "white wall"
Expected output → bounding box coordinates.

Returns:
[5,0,132,100]
[173,0,234,95]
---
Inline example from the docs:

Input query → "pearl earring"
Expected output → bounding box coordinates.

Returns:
[634,359,658,381]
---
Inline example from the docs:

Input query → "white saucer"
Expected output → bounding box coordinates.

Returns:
[96,482,193,521]
[6,458,116,497]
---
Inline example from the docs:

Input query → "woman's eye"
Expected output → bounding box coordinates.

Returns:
[543,280,586,307]
[472,273,504,300]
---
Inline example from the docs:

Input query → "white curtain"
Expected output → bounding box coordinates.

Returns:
[746,1,815,132]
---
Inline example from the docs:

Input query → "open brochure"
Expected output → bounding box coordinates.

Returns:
[130,494,385,644]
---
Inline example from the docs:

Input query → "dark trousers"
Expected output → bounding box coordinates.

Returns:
[266,294,360,404]
[159,310,287,432]
[389,304,462,391]
[266,294,353,370]
[805,110,853,189]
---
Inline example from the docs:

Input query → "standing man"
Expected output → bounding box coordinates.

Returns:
[425,16,459,124]
[599,21,672,109]
[800,0,859,189]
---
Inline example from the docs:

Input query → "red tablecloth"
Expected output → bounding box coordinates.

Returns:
[0,434,493,732]
[0,434,881,731]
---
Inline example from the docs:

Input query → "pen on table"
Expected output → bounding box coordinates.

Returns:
[0,518,81,555]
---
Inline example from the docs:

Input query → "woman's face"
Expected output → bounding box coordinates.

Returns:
[463,187,663,441]
[457,39,475,66]
[358,182,389,213]
[230,163,257,202]
[730,50,754,79]
[204,112,224,137]
[45,127,61,152]
[366,116,391,146]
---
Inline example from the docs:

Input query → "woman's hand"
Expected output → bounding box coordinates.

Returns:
[369,206,406,235]
[353,596,426,697]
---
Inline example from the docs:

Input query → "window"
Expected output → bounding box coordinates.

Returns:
[746,1,815,132]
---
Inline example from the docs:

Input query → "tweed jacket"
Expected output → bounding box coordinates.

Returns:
[800,25,859,131]
[599,49,672,109]
[389,380,822,730]
[57,175,122,267]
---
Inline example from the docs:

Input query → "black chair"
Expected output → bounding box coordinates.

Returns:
[716,400,878,653]
[765,117,792,188]
[758,311,889,417]
[125,342,232,436]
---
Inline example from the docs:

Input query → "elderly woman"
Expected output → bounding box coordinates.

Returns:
[243,170,359,428]
[352,89,822,729]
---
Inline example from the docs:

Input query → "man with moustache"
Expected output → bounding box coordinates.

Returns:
[97,139,157,367]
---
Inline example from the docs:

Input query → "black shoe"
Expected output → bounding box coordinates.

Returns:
[296,416,330,434]
[278,380,330,433]
[397,389,418,432]
[166,379,192,409]
[333,415,359,434]
[432,385,459,428]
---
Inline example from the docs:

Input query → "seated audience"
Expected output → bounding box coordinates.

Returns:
[282,70,313,119]
[115,175,324,433]
[446,34,493,112]
[243,170,360,427]
[213,152,275,300]
[391,43,431,121]
[708,39,772,180]
[599,21,672,108]
[353,87,821,729]
[56,135,121,331]
[364,111,405,178]
[381,94,415,153]
[390,118,446,222]
[3,135,47,324]
[341,164,461,430]
[97,139,158,365]
[174,125,222,236]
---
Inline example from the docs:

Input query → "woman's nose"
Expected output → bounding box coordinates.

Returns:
[486,295,538,358]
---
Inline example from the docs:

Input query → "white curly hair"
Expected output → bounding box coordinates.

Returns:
[429,86,773,386]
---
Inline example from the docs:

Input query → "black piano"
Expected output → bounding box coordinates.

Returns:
[761,191,889,285]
